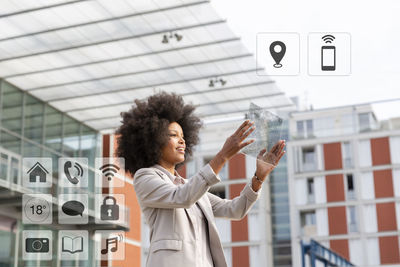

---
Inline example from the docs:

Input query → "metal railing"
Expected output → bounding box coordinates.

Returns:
[301,239,354,267]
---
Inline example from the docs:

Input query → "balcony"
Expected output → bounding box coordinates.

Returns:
[343,158,353,168]
[307,194,315,204]
[348,222,358,233]
[302,225,317,237]
[302,162,317,172]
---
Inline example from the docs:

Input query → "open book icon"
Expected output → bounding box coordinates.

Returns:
[62,236,83,254]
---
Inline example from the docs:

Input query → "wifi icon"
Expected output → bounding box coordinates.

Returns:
[100,164,120,181]
[322,34,335,43]
[116,233,124,242]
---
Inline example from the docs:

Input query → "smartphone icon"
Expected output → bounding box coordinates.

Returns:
[321,46,336,71]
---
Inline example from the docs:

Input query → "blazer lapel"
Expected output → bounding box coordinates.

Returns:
[151,165,227,266]
[196,196,213,223]
[197,196,227,267]
[151,165,175,185]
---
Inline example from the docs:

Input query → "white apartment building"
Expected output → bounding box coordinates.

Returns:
[287,104,400,266]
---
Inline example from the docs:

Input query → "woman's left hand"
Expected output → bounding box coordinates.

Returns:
[255,140,286,181]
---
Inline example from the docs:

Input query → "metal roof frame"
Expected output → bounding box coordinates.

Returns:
[195,92,285,108]
[199,103,295,118]
[96,102,295,132]
[0,19,225,62]
[46,67,263,102]
[0,0,90,18]
[0,1,210,42]
[27,53,253,91]
[64,80,275,113]
[0,1,293,133]
[82,91,285,123]
[4,37,241,79]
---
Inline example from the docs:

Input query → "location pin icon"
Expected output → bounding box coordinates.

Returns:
[269,41,286,68]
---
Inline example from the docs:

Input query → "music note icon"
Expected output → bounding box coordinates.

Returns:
[101,237,118,254]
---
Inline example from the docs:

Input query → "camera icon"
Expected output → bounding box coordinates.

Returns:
[26,238,49,253]
[23,231,52,260]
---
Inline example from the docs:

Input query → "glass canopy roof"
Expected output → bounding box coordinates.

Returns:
[0,0,294,132]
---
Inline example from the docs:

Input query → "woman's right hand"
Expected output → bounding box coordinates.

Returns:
[219,120,255,160]
[210,120,255,174]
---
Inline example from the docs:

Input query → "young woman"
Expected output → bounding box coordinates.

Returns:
[116,92,285,267]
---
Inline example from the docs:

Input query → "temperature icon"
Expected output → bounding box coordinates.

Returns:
[23,194,52,224]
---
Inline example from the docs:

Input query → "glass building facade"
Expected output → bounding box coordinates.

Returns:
[269,118,292,266]
[0,79,101,267]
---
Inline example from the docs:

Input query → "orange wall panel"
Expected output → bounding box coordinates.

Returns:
[230,184,249,267]
[112,243,141,267]
[229,183,245,198]
[232,246,249,267]
[231,218,248,242]
[110,135,142,267]
[376,202,397,232]
[327,206,347,235]
[379,236,400,264]
[325,174,345,202]
[323,142,342,170]
[229,153,246,179]
[112,135,141,241]
[373,169,394,198]
[113,185,141,241]
[371,137,391,166]
[230,183,249,242]
[103,134,110,157]
[330,239,349,260]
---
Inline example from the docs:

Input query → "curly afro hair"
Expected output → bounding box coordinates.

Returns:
[115,92,202,175]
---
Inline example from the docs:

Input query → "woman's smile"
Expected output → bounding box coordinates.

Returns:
[176,146,185,154]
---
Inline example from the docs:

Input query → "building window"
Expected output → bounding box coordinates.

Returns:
[0,152,8,180]
[296,120,313,139]
[209,185,226,199]
[342,141,353,168]
[204,157,228,180]
[306,120,313,136]
[220,162,229,180]
[296,121,304,138]
[347,206,358,233]
[302,147,316,171]
[341,113,355,134]
[346,174,356,200]
[300,210,316,236]
[301,211,316,226]
[185,159,196,178]
[307,178,315,203]
[358,113,370,132]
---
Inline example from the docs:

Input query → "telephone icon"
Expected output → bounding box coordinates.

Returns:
[64,161,84,185]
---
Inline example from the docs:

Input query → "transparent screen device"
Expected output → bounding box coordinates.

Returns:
[241,103,283,164]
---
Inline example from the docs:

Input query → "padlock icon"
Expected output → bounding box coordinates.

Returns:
[101,196,119,220]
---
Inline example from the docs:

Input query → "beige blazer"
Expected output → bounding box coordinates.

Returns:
[133,163,261,267]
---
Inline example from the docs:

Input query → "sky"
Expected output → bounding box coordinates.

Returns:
[211,0,400,120]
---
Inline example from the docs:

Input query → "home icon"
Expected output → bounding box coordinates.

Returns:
[27,162,49,183]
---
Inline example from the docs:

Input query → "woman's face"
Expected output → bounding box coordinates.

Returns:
[160,122,186,165]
